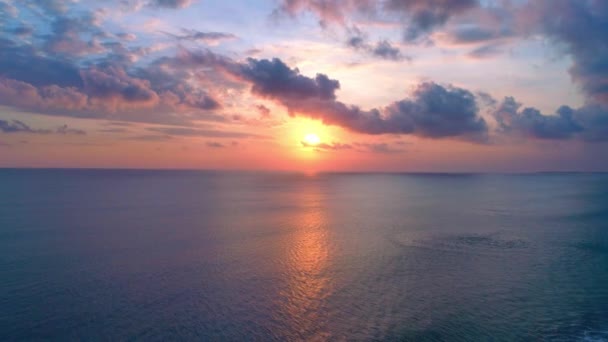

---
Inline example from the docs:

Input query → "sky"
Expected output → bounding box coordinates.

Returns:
[0,0,607,172]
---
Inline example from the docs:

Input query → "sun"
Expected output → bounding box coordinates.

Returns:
[303,133,321,145]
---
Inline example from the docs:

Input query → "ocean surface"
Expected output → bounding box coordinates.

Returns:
[1,169,608,341]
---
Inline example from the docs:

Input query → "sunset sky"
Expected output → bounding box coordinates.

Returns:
[0,0,607,172]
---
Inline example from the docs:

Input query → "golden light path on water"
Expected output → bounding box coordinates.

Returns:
[278,178,332,341]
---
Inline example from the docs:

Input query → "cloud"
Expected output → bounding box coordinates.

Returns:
[347,36,366,49]
[476,91,497,107]
[44,12,106,56]
[371,40,406,61]
[226,57,487,140]
[0,120,46,134]
[0,38,222,125]
[493,96,608,141]
[273,0,375,26]
[236,58,340,101]
[385,0,479,42]
[467,44,502,59]
[383,82,487,139]
[353,142,404,153]
[256,104,271,118]
[301,141,353,151]
[0,2,18,18]
[56,124,86,135]
[165,29,237,44]
[275,0,479,42]
[206,141,225,148]
[81,67,159,105]
[346,28,407,61]
[494,97,582,140]
[7,25,33,37]
[150,0,193,9]
[25,0,76,15]
[0,77,88,113]
[446,25,513,44]
[147,126,265,139]
[0,4,227,126]
[301,140,405,153]
[530,0,608,105]
[0,119,86,135]
[0,39,84,88]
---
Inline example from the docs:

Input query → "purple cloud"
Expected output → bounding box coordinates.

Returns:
[530,0,608,105]
[225,56,487,140]
[0,119,86,135]
[493,96,608,142]
[150,0,193,9]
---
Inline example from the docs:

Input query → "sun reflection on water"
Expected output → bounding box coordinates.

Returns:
[278,180,332,340]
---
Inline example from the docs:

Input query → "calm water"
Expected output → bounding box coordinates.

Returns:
[1,170,608,341]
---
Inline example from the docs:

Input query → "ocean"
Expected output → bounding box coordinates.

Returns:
[1,169,608,341]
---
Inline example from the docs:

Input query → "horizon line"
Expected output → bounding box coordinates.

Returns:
[1,167,607,175]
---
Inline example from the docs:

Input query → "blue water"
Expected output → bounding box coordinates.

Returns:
[1,170,608,341]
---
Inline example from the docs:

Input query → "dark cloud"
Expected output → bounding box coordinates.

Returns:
[238,58,340,101]
[0,39,83,88]
[450,26,495,43]
[493,97,608,141]
[346,27,367,49]
[385,0,479,42]
[574,105,608,142]
[276,0,478,43]
[165,29,237,44]
[227,57,487,140]
[348,36,365,48]
[0,120,46,134]
[81,66,158,104]
[371,40,405,61]
[44,13,106,56]
[444,5,516,45]
[494,97,582,140]
[150,0,192,9]
[383,82,487,139]
[134,61,222,112]
[0,38,222,125]
[447,25,513,44]
[7,25,34,37]
[476,91,497,107]
[0,3,227,126]
[531,0,608,105]
[467,44,502,59]
[346,29,407,61]
[0,119,86,135]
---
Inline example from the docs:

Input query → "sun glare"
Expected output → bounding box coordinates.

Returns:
[303,133,321,145]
